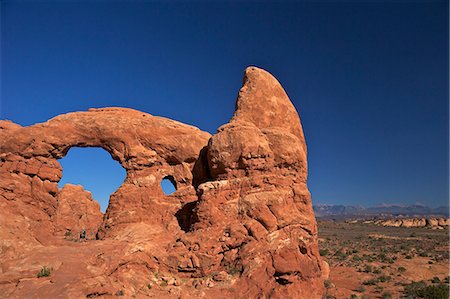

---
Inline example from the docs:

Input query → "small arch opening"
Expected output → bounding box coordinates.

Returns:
[299,246,308,255]
[58,147,126,212]
[161,175,177,195]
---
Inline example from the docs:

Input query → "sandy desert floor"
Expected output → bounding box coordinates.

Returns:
[318,221,449,299]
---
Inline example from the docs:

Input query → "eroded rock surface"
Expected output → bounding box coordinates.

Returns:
[377,218,450,229]
[0,67,327,298]
[54,184,103,238]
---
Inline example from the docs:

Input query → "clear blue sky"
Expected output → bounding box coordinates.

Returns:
[1,1,448,211]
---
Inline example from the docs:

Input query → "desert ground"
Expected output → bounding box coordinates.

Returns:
[318,220,449,299]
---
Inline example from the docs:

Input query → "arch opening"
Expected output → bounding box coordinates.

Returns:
[58,147,126,212]
[161,175,177,195]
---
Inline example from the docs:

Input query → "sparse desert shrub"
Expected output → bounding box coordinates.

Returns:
[335,249,348,260]
[404,282,449,299]
[37,266,52,278]
[64,230,72,237]
[320,249,329,256]
[404,281,428,296]
[350,294,358,299]
[405,255,412,259]
[363,265,373,273]
[378,275,391,282]
[352,255,361,262]
[356,285,366,293]
[227,265,242,276]
[378,253,395,263]
[362,278,378,285]
[382,291,392,299]
[324,279,333,289]
[398,266,406,273]
[431,277,440,283]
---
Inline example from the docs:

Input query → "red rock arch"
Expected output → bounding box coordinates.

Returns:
[0,67,327,298]
[0,107,211,240]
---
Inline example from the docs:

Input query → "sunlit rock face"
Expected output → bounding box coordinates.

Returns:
[378,217,450,229]
[0,67,327,298]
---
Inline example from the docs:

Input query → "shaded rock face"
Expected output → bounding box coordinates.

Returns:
[0,67,327,298]
[54,184,103,238]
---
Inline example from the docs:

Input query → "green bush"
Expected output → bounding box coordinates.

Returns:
[320,249,329,256]
[431,277,441,283]
[378,275,391,283]
[404,281,449,299]
[352,255,362,262]
[398,266,406,273]
[382,291,392,299]
[37,266,52,278]
[227,265,242,276]
[335,249,348,260]
[362,278,377,285]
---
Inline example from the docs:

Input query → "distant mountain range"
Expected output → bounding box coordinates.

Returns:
[313,204,449,219]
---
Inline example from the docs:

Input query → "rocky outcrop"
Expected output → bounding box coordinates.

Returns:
[0,67,326,298]
[54,184,103,238]
[377,217,450,229]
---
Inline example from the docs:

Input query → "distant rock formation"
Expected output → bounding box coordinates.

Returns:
[0,67,327,298]
[314,204,449,219]
[376,217,449,229]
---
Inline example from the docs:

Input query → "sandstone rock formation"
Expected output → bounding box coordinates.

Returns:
[54,184,103,239]
[0,67,327,298]
[377,217,450,229]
